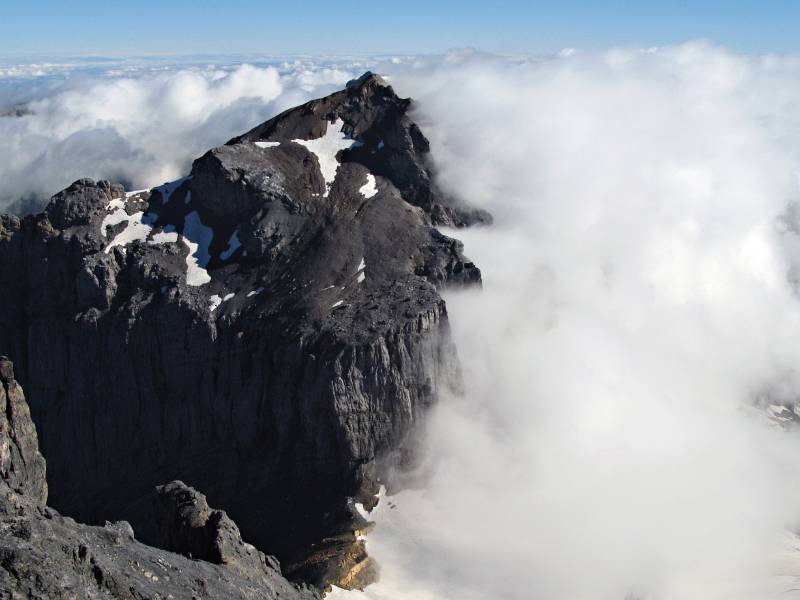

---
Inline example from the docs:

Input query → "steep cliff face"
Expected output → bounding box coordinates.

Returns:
[0,73,485,588]
[0,357,319,600]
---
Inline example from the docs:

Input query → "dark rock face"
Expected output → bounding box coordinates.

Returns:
[0,73,485,589]
[0,358,318,600]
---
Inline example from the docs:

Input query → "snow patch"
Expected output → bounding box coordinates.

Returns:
[359,173,378,198]
[255,141,280,148]
[100,202,132,238]
[331,300,344,309]
[149,230,179,244]
[152,176,192,205]
[102,199,181,253]
[246,287,265,298]
[356,257,366,283]
[182,211,213,286]
[220,230,241,260]
[292,118,359,197]
[103,210,157,252]
[209,292,234,313]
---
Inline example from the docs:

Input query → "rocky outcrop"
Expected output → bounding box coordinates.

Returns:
[0,357,318,600]
[0,357,46,506]
[0,73,485,589]
[153,480,285,576]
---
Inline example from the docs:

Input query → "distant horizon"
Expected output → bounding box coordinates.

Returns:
[4,0,800,57]
[0,43,784,61]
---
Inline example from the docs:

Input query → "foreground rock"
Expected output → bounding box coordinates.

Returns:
[153,480,286,577]
[0,357,318,600]
[0,72,485,589]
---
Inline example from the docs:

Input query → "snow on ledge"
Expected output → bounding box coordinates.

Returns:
[100,200,214,287]
[209,295,222,313]
[149,228,178,244]
[255,141,280,149]
[101,204,132,239]
[210,292,235,313]
[102,201,158,252]
[293,118,359,197]
[359,173,378,199]
[220,230,241,260]
[356,257,366,283]
[183,211,213,286]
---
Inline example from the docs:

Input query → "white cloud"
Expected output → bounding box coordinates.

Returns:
[334,43,800,600]
[0,60,360,211]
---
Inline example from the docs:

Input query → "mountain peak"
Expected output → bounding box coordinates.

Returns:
[345,70,390,90]
[231,71,491,228]
[0,76,488,592]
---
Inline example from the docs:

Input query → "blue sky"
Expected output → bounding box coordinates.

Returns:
[2,0,799,56]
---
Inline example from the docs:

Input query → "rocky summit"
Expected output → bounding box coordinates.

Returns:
[0,72,487,593]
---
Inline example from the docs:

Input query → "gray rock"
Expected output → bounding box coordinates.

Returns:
[0,358,319,600]
[0,73,488,590]
[153,480,284,577]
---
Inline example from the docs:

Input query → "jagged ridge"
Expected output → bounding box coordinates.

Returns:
[0,72,487,589]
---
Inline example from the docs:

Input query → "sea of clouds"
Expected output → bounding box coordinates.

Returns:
[356,44,800,600]
[6,43,800,599]
[0,53,396,211]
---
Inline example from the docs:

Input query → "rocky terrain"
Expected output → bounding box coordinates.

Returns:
[0,72,487,593]
[0,356,319,599]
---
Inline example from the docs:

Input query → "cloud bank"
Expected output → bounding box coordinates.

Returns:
[330,44,800,600]
[0,59,366,211]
